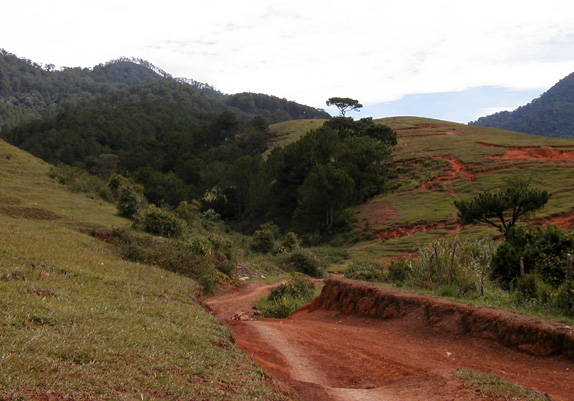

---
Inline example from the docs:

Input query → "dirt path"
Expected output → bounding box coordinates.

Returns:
[206,282,574,401]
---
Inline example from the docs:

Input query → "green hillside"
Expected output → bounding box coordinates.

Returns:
[0,139,286,400]
[350,116,574,258]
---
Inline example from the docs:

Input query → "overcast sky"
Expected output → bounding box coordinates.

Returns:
[2,0,574,122]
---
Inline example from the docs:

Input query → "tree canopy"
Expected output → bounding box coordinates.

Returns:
[326,97,363,117]
[454,177,549,239]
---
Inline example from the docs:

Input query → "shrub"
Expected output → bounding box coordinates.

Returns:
[260,274,316,318]
[281,232,300,252]
[134,206,184,238]
[281,248,324,278]
[344,258,382,282]
[250,229,275,254]
[386,258,412,286]
[492,225,574,289]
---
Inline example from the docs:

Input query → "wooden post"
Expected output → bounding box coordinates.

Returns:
[567,253,572,290]
[449,240,458,284]
[426,246,435,282]
[519,257,525,292]
[480,247,488,296]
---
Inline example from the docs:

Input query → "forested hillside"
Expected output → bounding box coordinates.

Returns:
[469,72,574,137]
[0,49,329,130]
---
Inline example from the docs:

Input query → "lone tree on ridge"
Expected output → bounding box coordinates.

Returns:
[326,97,363,117]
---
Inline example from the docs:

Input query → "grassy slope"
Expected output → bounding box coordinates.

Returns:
[269,117,574,259]
[0,140,285,400]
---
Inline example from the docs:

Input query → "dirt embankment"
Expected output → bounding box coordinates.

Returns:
[301,279,574,360]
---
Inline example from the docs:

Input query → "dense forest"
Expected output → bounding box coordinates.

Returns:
[469,72,574,137]
[0,49,329,130]
[0,50,397,239]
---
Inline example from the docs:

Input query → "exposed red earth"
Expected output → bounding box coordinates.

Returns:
[206,279,574,401]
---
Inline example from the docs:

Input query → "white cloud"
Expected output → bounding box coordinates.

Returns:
[2,0,574,114]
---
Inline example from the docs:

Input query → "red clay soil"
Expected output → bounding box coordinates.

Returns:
[206,280,574,401]
[416,156,474,193]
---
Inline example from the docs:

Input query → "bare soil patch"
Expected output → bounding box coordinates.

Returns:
[207,280,574,401]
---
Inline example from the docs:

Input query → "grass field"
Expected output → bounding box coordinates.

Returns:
[0,140,286,400]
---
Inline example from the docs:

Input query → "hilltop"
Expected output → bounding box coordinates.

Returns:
[470,72,574,137]
[0,49,329,130]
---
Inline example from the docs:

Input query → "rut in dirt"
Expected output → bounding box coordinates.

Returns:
[206,279,574,401]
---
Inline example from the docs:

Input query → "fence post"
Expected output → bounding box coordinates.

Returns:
[567,253,572,290]
[449,240,458,284]
[480,246,488,296]
[426,245,435,282]
[519,257,525,291]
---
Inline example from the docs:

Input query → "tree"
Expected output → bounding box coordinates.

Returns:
[326,97,363,117]
[454,177,549,239]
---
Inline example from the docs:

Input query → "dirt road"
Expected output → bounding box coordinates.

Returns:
[206,282,574,401]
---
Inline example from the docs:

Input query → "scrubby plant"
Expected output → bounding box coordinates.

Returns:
[133,206,184,238]
[281,232,300,252]
[386,258,412,286]
[258,274,316,318]
[281,248,324,278]
[250,229,275,254]
[387,236,495,296]
[344,258,382,282]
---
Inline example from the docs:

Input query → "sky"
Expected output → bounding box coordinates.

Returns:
[2,0,574,123]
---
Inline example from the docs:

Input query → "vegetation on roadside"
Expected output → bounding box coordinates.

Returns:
[255,274,318,318]
[455,369,551,401]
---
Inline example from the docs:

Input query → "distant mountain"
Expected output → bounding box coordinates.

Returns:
[0,49,329,130]
[469,72,574,137]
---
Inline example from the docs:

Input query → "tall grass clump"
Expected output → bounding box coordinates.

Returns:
[386,236,496,296]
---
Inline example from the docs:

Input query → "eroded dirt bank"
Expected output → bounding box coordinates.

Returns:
[304,279,574,359]
[207,280,574,401]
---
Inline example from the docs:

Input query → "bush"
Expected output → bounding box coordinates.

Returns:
[110,227,226,295]
[250,229,275,254]
[282,248,324,278]
[134,206,184,238]
[281,232,300,252]
[386,258,412,286]
[260,274,316,318]
[344,258,382,282]
[492,225,574,289]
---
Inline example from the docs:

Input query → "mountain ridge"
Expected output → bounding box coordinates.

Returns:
[469,72,574,137]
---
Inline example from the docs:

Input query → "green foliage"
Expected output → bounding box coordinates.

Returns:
[48,163,113,201]
[455,176,549,238]
[492,225,574,289]
[133,206,184,238]
[388,236,496,296]
[386,259,412,286]
[326,97,363,117]
[268,118,396,235]
[110,228,227,295]
[281,248,324,278]
[250,229,276,254]
[344,258,382,282]
[108,175,145,218]
[259,274,316,318]
[281,232,300,252]
[455,369,551,401]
